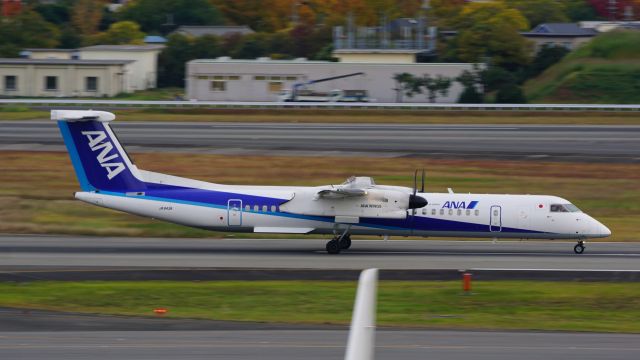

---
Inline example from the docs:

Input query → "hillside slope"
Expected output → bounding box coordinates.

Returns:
[525,31,640,104]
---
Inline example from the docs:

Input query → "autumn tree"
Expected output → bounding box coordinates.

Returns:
[0,11,60,57]
[118,0,222,34]
[589,0,640,20]
[526,44,570,78]
[564,0,599,21]
[454,2,532,68]
[456,67,484,103]
[505,0,568,27]
[33,2,71,25]
[421,74,452,103]
[157,34,223,87]
[429,0,466,27]
[89,21,145,45]
[71,0,105,35]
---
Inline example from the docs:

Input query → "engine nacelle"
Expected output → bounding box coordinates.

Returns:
[279,188,410,219]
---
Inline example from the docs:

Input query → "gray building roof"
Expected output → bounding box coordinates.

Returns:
[0,58,134,65]
[172,25,254,37]
[23,48,76,53]
[525,23,598,36]
[79,45,165,52]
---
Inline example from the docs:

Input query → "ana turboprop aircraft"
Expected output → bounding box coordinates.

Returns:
[54,110,611,254]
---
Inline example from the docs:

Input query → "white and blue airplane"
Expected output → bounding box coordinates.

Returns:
[54,110,611,254]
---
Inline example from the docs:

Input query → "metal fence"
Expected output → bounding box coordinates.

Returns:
[1,99,639,111]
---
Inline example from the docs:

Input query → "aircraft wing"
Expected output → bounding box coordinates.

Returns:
[316,188,367,199]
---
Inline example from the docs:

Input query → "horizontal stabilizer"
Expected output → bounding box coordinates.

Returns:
[52,110,116,122]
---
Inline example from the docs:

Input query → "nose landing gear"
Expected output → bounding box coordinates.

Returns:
[574,240,585,254]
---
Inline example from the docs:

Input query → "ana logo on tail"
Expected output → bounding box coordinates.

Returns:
[81,130,125,180]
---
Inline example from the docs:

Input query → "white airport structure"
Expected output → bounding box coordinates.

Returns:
[186,58,474,103]
[0,45,163,97]
[0,59,134,97]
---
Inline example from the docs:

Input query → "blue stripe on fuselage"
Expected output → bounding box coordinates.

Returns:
[98,182,545,234]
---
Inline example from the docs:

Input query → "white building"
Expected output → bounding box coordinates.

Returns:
[0,58,133,97]
[77,45,164,91]
[11,44,164,96]
[187,58,474,103]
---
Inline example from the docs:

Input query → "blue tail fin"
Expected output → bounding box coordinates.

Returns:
[54,110,146,192]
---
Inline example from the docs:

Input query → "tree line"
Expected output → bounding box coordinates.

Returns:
[0,0,626,96]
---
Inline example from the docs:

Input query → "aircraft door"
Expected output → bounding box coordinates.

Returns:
[490,205,502,232]
[227,199,242,226]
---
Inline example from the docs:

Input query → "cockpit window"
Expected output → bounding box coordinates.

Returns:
[550,204,581,213]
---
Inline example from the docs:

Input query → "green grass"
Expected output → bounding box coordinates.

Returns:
[1,280,639,332]
[526,30,640,104]
[111,87,185,101]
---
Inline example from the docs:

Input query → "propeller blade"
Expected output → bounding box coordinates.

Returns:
[421,169,425,193]
[413,170,418,196]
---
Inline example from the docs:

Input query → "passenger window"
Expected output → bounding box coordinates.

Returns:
[493,210,499,216]
[262,205,268,212]
[466,209,470,216]
[431,209,436,216]
[448,209,453,215]
[245,205,250,211]
[474,209,479,216]
[254,205,259,212]
[440,209,444,215]
[271,205,276,212]
[422,208,427,215]
[457,209,462,216]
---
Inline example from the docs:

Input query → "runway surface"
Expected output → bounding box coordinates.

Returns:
[1,328,638,360]
[2,121,640,162]
[3,237,640,360]
[2,235,640,271]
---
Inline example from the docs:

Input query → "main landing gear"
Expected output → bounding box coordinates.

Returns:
[574,240,585,254]
[326,235,351,254]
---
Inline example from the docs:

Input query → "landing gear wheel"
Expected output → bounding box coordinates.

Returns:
[574,242,585,254]
[326,240,341,254]
[339,236,352,250]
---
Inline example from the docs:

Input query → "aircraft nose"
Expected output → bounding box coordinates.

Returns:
[597,222,611,237]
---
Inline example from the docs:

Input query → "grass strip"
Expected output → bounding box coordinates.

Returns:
[0,108,638,125]
[0,280,638,333]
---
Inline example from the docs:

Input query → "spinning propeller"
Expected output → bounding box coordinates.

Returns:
[408,169,428,210]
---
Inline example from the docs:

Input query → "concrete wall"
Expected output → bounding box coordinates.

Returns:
[79,50,160,91]
[187,60,475,103]
[0,64,128,97]
[28,51,73,60]
[333,52,416,64]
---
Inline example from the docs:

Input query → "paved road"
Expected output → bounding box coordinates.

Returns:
[1,328,638,360]
[2,121,640,162]
[2,235,639,271]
